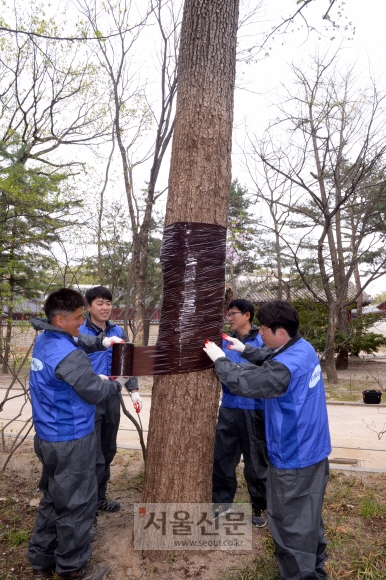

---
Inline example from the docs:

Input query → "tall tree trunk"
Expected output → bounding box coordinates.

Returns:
[274,220,283,300]
[350,205,363,317]
[334,186,349,370]
[228,259,237,297]
[123,261,133,338]
[2,310,13,375]
[143,0,239,504]
[325,302,338,384]
[143,313,151,348]
[335,303,349,370]
[310,107,341,379]
[131,189,159,345]
[0,295,3,369]
[97,137,115,286]
[2,279,14,375]
[354,264,363,317]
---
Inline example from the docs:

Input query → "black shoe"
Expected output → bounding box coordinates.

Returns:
[97,499,121,512]
[212,503,232,520]
[252,508,267,528]
[89,517,98,542]
[33,570,54,579]
[60,563,110,579]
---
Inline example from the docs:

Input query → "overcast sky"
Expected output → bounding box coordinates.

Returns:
[234,0,385,145]
[232,0,386,297]
[6,0,385,295]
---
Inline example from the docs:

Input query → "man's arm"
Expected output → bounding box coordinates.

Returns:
[241,343,276,366]
[55,350,120,405]
[214,357,291,399]
[124,376,139,391]
[77,333,124,353]
[77,333,107,353]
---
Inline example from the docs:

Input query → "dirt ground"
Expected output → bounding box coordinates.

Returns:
[0,442,269,580]
[1,440,386,580]
[1,357,386,579]
[322,356,386,402]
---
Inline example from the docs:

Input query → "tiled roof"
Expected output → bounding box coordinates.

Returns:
[233,277,371,305]
[2,298,44,315]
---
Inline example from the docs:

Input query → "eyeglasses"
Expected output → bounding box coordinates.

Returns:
[226,311,243,318]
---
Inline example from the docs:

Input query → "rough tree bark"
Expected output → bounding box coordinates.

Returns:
[142,0,239,503]
[334,145,349,370]
[2,290,13,375]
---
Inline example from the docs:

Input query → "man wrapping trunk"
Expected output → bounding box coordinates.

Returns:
[204,300,331,580]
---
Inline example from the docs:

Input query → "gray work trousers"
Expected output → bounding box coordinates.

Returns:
[27,432,97,575]
[267,457,329,580]
[95,394,120,502]
[213,407,267,511]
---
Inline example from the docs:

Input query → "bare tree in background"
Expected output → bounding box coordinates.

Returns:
[252,53,386,383]
[77,0,179,344]
[243,152,292,300]
[0,6,110,372]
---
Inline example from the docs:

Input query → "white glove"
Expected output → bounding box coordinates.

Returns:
[130,391,143,412]
[99,374,109,381]
[203,341,225,362]
[102,336,125,348]
[114,376,128,386]
[222,334,245,353]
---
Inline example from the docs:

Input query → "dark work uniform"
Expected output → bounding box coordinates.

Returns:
[212,325,267,512]
[214,333,331,580]
[27,318,120,575]
[79,316,138,501]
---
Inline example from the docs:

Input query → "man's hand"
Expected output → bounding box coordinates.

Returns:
[102,336,125,348]
[99,374,121,393]
[114,376,128,386]
[203,340,225,362]
[130,391,143,413]
[222,334,245,353]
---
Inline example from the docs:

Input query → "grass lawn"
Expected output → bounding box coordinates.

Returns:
[222,468,386,580]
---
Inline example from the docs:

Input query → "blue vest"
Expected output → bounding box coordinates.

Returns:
[79,321,124,375]
[265,338,331,469]
[29,332,95,442]
[221,333,264,410]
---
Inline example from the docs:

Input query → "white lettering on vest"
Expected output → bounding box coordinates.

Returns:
[31,358,44,371]
[309,364,321,388]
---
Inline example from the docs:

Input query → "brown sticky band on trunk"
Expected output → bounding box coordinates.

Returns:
[111,221,226,377]
[111,342,134,376]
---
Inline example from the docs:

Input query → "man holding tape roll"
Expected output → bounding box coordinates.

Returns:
[28,288,123,580]
[80,286,142,538]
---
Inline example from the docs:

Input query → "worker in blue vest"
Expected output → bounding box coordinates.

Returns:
[204,300,331,580]
[212,299,267,527]
[28,288,123,580]
[79,286,141,540]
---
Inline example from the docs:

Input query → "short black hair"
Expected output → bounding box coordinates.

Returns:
[85,286,112,305]
[257,300,299,337]
[44,288,86,324]
[228,299,254,322]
